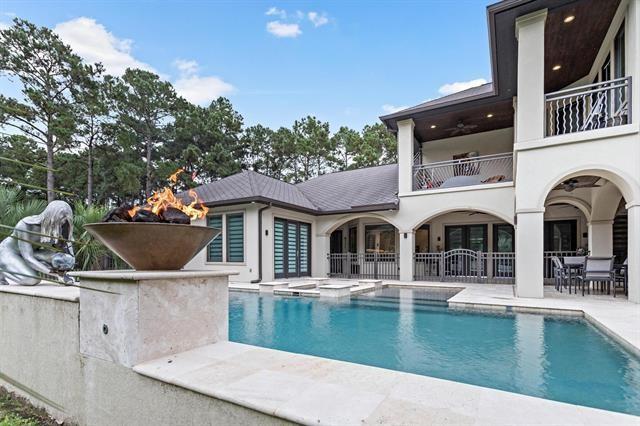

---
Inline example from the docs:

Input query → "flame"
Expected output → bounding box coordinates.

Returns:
[128,169,209,221]
[169,168,184,184]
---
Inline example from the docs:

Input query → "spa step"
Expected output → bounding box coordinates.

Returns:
[259,281,289,293]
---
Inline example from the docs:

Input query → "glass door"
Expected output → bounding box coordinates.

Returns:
[274,218,311,278]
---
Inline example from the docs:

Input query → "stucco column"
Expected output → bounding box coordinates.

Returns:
[397,119,415,194]
[627,204,640,303]
[399,230,414,282]
[357,220,366,253]
[315,234,330,278]
[588,220,614,256]
[515,210,544,298]
[515,9,547,144]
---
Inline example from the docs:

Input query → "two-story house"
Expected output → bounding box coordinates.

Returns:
[187,0,640,304]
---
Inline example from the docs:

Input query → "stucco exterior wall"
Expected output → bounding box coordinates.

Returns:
[0,289,293,426]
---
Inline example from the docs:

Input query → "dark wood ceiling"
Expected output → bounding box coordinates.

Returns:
[387,0,622,143]
[415,99,513,142]
[545,0,621,92]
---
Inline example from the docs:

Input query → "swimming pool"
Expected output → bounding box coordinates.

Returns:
[229,288,640,415]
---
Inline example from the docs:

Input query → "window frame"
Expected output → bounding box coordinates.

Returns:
[206,210,246,264]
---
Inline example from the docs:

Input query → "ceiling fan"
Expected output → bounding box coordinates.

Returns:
[445,120,478,136]
[556,177,603,192]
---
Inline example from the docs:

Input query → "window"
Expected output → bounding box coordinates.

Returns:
[614,21,626,114]
[365,224,396,253]
[348,227,357,253]
[207,215,223,262]
[415,224,430,253]
[206,212,244,263]
[445,225,487,252]
[226,213,244,263]
[493,224,514,252]
[544,220,577,252]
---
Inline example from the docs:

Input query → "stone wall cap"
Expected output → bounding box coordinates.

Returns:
[70,269,239,282]
[0,284,79,302]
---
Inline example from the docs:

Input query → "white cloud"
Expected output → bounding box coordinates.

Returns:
[54,17,155,75]
[265,7,286,19]
[172,59,234,105]
[382,104,409,114]
[438,78,487,96]
[266,21,301,38]
[0,22,8,30]
[173,59,198,76]
[307,12,328,27]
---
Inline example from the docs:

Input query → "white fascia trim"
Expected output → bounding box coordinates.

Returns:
[515,124,639,152]
[399,181,514,198]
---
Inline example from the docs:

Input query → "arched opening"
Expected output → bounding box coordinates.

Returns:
[542,174,629,297]
[327,216,400,280]
[412,210,515,283]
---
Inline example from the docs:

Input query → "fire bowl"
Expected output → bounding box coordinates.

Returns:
[84,222,220,270]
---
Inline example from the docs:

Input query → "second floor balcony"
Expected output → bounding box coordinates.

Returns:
[545,77,632,138]
[413,152,513,191]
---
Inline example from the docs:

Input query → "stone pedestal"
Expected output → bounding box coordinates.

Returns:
[71,270,234,367]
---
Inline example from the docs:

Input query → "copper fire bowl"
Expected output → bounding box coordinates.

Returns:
[84,222,220,270]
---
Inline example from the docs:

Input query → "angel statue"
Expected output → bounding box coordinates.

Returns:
[0,200,76,286]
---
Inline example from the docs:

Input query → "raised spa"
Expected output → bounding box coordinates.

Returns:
[229,288,640,416]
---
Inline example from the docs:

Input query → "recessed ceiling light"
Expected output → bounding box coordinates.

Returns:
[552,64,562,71]
[564,15,575,23]
[430,125,437,129]
[486,113,493,118]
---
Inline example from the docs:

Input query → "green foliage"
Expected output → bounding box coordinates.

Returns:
[0,17,400,210]
[0,18,100,202]
[0,413,37,426]
[72,202,115,270]
[0,187,46,232]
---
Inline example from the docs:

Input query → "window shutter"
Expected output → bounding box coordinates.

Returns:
[207,215,223,262]
[274,219,285,276]
[226,213,244,263]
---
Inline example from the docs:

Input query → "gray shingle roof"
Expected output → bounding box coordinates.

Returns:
[296,164,398,212]
[192,170,317,211]
[191,164,399,214]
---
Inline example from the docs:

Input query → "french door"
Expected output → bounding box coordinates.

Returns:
[274,218,311,278]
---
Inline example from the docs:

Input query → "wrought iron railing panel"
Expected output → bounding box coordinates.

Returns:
[414,250,515,284]
[545,77,631,137]
[412,153,513,191]
[327,253,399,280]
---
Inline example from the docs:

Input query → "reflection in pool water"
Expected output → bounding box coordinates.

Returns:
[229,288,640,415]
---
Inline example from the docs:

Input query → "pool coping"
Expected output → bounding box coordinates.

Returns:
[134,341,639,425]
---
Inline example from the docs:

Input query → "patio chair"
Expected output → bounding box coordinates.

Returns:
[552,256,569,293]
[614,258,628,298]
[576,257,615,296]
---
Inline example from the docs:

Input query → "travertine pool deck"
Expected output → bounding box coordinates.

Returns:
[134,341,638,425]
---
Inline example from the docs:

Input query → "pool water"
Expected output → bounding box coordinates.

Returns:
[229,288,640,415]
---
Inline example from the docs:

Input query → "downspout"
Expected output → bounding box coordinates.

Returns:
[251,203,272,283]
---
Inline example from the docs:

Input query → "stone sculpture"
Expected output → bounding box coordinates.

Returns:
[0,200,75,286]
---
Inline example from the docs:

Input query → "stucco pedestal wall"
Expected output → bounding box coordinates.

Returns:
[72,270,231,367]
[0,273,292,425]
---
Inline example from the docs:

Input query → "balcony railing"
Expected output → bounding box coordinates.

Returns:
[412,153,513,191]
[545,76,631,137]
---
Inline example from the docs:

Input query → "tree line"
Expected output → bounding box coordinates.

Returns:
[0,18,396,207]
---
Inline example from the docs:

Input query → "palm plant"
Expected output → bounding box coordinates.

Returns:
[0,187,47,233]
[0,187,123,271]
[73,202,126,271]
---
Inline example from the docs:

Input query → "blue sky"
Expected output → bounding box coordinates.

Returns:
[0,1,493,132]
